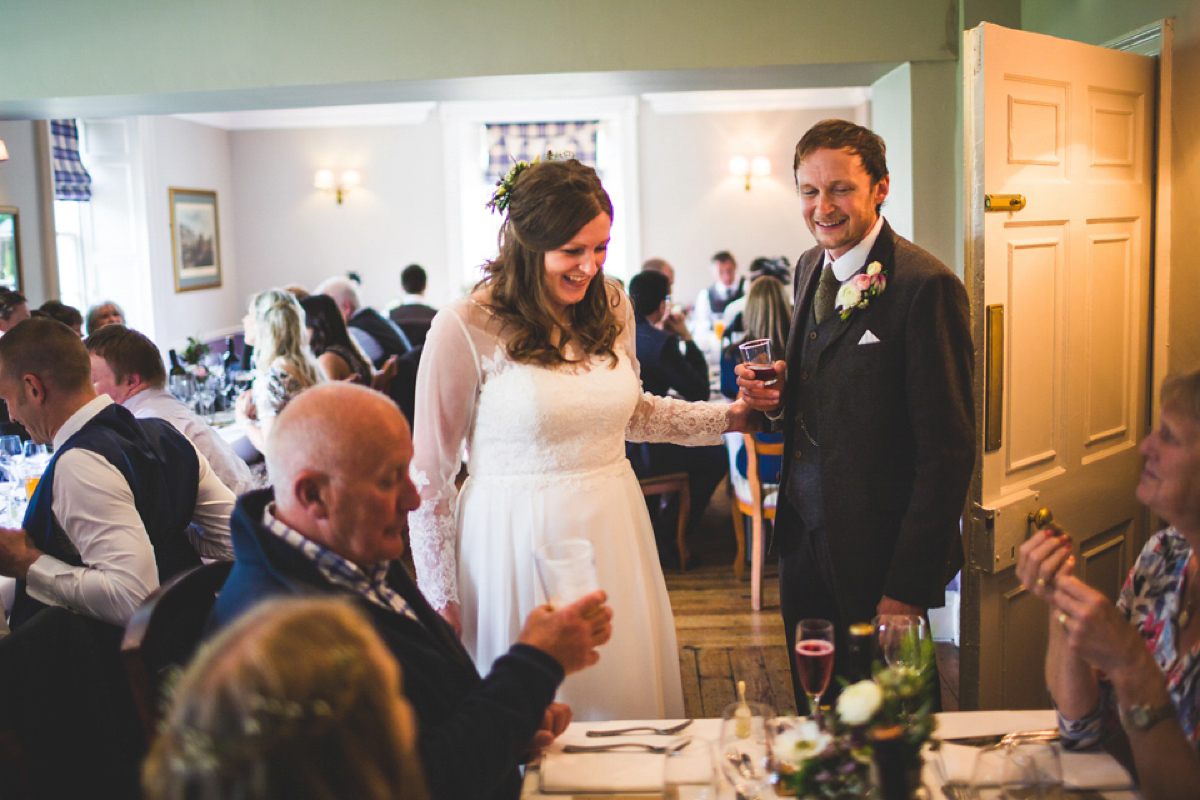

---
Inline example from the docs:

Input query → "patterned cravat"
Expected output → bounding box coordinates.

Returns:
[813,263,840,324]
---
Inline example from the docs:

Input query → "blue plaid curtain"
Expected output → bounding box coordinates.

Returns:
[51,120,92,201]
[485,121,600,181]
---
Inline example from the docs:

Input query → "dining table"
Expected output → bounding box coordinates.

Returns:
[521,710,1142,799]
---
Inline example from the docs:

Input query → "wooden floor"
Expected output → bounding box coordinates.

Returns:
[663,478,959,718]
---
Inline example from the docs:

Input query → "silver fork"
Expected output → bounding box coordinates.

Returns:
[563,736,693,754]
[585,719,694,737]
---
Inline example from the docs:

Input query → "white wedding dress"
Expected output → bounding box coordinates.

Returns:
[409,285,729,720]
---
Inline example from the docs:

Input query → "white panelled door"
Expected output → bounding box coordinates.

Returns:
[960,22,1156,710]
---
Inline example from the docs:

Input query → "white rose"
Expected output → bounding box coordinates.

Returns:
[837,680,883,726]
[835,282,861,311]
[775,718,832,768]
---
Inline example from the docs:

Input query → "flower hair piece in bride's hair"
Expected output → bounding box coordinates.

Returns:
[486,150,576,214]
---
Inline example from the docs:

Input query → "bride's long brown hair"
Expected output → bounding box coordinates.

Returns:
[481,158,622,367]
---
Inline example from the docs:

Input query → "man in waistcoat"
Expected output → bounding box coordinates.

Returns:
[691,250,745,332]
[0,317,234,629]
[737,120,974,706]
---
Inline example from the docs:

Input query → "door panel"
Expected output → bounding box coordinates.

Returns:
[962,23,1155,710]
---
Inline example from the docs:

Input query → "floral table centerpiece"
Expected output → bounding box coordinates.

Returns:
[776,633,939,799]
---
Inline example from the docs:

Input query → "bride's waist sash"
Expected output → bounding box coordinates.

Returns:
[465,457,630,491]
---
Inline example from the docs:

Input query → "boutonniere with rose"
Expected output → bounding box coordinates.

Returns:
[775,632,938,800]
[834,261,887,321]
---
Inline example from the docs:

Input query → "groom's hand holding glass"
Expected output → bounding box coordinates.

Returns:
[736,359,788,414]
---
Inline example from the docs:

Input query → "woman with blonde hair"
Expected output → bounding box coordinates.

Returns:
[721,274,792,399]
[234,288,323,453]
[144,596,428,800]
[411,155,755,720]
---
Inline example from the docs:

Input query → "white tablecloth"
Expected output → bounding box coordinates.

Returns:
[522,712,1141,799]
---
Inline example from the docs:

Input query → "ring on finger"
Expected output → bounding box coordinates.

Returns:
[1036,577,1047,588]
[1057,611,1068,627]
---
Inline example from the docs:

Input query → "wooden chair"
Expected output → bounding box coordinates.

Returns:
[639,472,691,569]
[725,432,784,610]
[121,560,233,739]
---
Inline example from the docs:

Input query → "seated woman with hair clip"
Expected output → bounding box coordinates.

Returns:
[144,596,429,800]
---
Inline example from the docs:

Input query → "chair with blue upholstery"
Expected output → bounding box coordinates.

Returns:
[724,431,784,610]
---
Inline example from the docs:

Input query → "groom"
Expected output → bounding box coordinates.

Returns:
[738,119,974,706]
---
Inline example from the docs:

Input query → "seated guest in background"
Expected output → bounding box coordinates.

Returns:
[720,272,792,399]
[315,276,411,369]
[691,250,744,334]
[640,258,687,332]
[719,255,791,343]
[35,300,84,336]
[147,596,430,800]
[213,383,612,800]
[626,269,728,567]
[85,324,255,496]
[0,288,30,335]
[641,257,675,292]
[0,289,31,437]
[84,300,124,336]
[0,317,234,629]
[300,294,375,386]
[235,289,325,456]
[389,263,437,347]
[1017,369,1200,800]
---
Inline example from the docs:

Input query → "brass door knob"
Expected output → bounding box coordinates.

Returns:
[1027,507,1065,538]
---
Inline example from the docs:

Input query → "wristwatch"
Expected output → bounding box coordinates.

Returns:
[1120,701,1175,732]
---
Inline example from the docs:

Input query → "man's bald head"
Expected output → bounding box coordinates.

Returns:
[266,383,418,567]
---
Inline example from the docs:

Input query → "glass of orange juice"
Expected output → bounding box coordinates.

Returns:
[714,319,727,341]
[24,475,39,500]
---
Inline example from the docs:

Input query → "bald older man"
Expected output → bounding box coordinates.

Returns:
[213,383,612,800]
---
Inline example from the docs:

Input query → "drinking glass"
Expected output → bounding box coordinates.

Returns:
[169,373,197,404]
[967,744,1010,800]
[533,538,600,608]
[738,338,778,386]
[794,618,835,727]
[718,701,775,800]
[0,465,20,526]
[663,738,720,800]
[0,434,23,465]
[874,614,929,673]
[1008,741,1062,800]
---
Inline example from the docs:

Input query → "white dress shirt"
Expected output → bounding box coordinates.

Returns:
[24,395,235,626]
[824,214,886,286]
[124,386,255,495]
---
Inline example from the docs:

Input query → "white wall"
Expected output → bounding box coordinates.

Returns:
[0,120,50,303]
[638,104,865,306]
[142,116,244,349]
[228,119,449,310]
[870,64,915,243]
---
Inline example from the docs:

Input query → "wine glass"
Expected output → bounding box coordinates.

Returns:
[0,434,23,466]
[967,744,1010,800]
[663,738,720,800]
[795,618,835,727]
[1008,741,1062,800]
[718,701,775,800]
[874,614,929,673]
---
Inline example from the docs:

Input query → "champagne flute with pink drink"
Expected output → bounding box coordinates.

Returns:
[795,618,835,728]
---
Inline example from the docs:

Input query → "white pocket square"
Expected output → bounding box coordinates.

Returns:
[858,330,880,345]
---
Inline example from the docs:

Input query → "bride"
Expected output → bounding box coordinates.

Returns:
[409,155,754,720]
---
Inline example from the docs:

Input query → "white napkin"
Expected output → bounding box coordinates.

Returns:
[539,722,697,794]
[935,743,1135,791]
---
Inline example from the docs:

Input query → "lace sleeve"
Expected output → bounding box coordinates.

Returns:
[408,303,481,610]
[615,289,731,445]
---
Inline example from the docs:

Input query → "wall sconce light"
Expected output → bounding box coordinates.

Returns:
[729,155,771,191]
[0,140,9,162]
[314,168,361,204]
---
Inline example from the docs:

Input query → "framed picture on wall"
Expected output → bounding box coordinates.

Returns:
[169,188,222,292]
[0,206,21,292]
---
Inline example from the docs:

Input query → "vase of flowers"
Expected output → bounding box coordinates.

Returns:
[775,632,938,799]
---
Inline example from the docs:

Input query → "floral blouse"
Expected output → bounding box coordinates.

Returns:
[1059,527,1200,749]
[252,360,317,420]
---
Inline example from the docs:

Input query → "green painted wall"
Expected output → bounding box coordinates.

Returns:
[0,0,957,106]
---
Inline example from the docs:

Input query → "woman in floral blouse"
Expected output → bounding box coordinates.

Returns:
[1018,368,1200,800]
